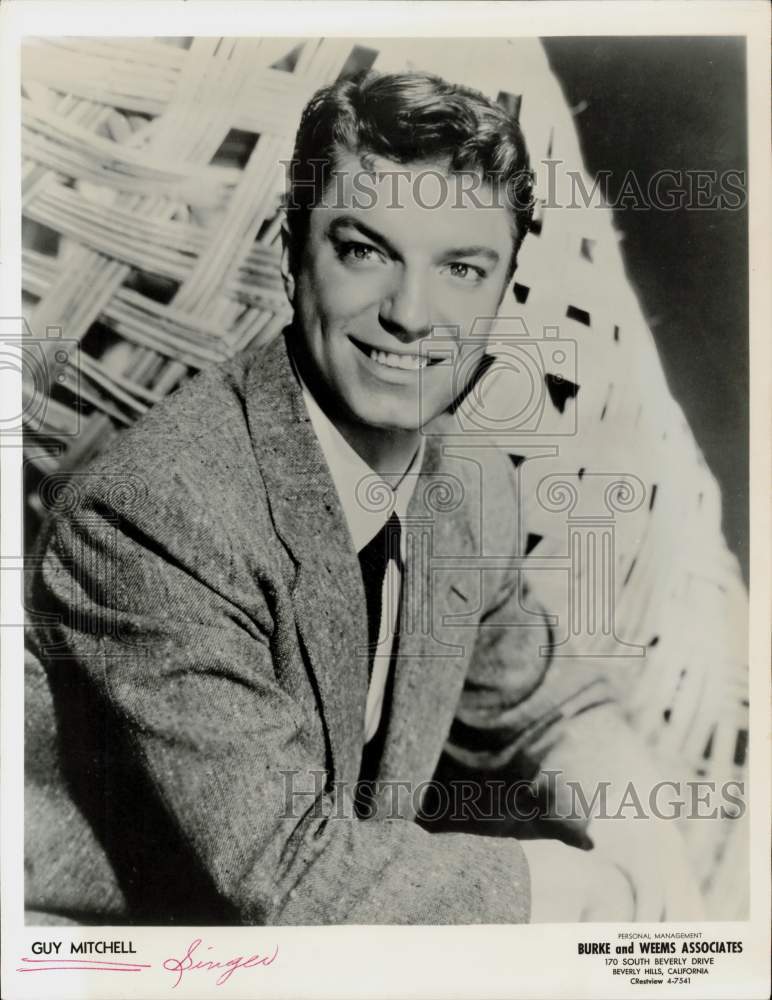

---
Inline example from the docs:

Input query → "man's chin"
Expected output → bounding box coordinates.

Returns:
[339,386,452,437]
[354,412,423,434]
[354,396,453,433]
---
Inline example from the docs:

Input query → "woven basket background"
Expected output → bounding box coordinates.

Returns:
[21,36,749,918]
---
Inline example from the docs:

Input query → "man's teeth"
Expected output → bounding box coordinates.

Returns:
[369,348,428,370]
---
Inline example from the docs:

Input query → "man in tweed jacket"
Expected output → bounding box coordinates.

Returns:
[26,70,698,925]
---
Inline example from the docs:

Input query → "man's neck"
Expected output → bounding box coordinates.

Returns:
[332,419,421,481]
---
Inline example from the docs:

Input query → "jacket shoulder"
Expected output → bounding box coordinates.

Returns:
[44,347,280,561]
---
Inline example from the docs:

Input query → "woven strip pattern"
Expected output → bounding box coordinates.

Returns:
[21,36,748,917]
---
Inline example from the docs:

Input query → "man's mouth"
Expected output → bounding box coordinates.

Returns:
[349,336,444,371]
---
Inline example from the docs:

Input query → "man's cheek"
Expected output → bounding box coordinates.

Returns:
[315,261,380,312]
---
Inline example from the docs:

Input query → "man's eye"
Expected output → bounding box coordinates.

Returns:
[446,262,485,283]
[338,241,382,264]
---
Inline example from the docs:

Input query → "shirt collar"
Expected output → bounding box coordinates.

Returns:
[294,368,424,553]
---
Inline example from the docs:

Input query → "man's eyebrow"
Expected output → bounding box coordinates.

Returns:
[440,245,501,263]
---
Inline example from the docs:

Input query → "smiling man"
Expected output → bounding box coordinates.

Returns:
[27,70,700,925]
[284,151,516,473]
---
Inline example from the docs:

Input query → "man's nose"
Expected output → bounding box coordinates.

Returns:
[378,270,432,343]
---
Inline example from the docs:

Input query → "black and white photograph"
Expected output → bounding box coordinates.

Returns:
[1,2,769,998]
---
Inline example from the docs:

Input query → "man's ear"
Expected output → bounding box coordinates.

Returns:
[280,223,296,305]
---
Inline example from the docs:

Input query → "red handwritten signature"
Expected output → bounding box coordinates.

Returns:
[162,938,279,987]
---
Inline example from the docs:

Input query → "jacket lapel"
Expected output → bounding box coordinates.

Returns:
[242,333,369,782]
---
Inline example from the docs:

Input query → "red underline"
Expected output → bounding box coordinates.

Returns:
[18,957,151,972]
[19,966,143,973]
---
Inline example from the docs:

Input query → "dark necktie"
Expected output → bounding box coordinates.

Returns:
[357,510,403,677]
[356,511,402,815]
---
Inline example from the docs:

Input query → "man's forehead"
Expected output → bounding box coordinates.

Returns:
[316,149,514,247]
[331,149,483,201]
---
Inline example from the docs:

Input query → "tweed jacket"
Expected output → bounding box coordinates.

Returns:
[25,331,639,926]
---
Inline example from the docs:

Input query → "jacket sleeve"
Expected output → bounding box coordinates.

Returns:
[32,470,532,926]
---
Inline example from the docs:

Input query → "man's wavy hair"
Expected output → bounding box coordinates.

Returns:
[284,70,535,279]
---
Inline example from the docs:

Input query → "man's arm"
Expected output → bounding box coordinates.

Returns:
[32,472,538,926]
[440,453,704,920]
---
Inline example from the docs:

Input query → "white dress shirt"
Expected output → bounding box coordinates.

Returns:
[297,377,424,743]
